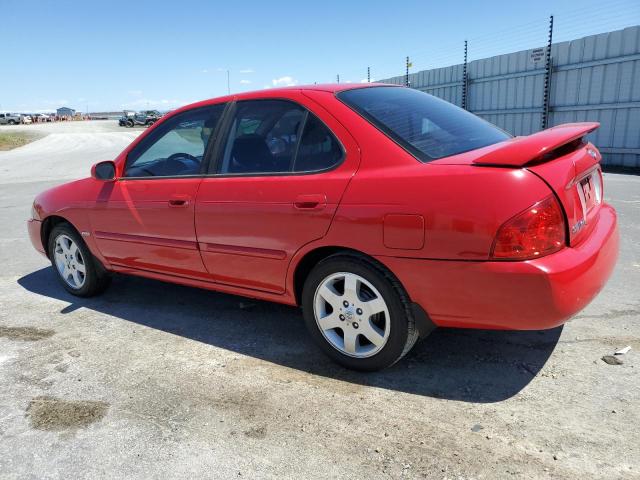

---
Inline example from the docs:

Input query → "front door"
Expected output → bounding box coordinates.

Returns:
[195,96,359,293]
[89,104,226,277]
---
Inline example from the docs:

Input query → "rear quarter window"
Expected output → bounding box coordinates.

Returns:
[338,86,510,162]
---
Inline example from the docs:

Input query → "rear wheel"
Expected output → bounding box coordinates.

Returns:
[48,223,111,297]
[126,119,134,128]
[8,120,16,125]
[302,254,418,371]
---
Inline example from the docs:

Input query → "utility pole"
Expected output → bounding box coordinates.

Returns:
[541,15,554,130]
[367,66,370,83]
[336,74,340,84]
[405,56,411,87]
[462,40,468,110]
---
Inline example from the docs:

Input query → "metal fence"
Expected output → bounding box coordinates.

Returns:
[381,25,640,169]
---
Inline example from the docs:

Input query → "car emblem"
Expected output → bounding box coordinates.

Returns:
[587,148,597,159]
[571,218,586,234]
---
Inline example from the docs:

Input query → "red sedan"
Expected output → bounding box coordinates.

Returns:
[27,84,618,371]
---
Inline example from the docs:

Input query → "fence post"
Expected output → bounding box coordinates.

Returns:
[541,15,554,129]
[462,40,468,110]
[405,56,410,87]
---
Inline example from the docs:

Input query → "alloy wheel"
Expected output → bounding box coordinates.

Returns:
[53,234,86,289]
[313,272,391,358]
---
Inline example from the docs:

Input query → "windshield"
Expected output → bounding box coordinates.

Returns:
[338,86,510,162]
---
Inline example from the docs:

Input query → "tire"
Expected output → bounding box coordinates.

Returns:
[302,254,419,371]
[48,223,111,297]
[126,119,134,128]
[8,120,16,125]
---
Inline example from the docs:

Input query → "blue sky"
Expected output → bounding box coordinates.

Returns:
[2,0,638,112]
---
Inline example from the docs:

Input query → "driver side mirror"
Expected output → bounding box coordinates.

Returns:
[91,160,116,181]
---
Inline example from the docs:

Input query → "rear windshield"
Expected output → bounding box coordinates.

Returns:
[338,86,510,162]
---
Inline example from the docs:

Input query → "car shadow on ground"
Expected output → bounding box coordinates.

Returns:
[18,267,562,403]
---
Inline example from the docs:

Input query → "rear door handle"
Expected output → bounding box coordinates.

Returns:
[168,195,191,207]
[294,194,327,210]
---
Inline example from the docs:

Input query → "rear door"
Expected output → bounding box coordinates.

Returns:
[195,93,359,293]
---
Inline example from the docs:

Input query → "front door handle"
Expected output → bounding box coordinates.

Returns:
[168,195,190,207]
[294,194,327,210]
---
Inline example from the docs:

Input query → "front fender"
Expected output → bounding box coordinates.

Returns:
[31,178,112,269]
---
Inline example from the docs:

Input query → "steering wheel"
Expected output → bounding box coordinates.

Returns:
[167,152,200,163]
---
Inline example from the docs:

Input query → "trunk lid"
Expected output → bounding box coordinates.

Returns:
[473,123,603,246]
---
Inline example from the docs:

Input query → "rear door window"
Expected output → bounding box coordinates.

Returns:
[217,100,343,175]
[293,114,343,172]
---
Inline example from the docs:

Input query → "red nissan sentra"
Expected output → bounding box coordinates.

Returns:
[27,84,618,371]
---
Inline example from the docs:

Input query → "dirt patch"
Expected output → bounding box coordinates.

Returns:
[244,425,267,439]
[26,396,109,431]
[0,326,55,341]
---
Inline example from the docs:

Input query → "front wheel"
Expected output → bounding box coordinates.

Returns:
[48,223,111,297]
[302,254,419,371]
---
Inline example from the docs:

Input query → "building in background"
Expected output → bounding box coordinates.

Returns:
[56,107,76,117]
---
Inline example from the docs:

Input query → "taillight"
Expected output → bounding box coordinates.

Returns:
[490,195,566,260]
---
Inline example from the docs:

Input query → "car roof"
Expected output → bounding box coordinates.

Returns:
[245,82,392,95]
[176,83,398,113]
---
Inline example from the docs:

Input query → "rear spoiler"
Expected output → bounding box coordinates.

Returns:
[473,122,599,167]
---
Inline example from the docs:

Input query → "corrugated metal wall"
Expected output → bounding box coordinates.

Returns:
[381,26,640,168]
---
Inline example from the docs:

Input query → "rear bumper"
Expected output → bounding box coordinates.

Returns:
[377,204,619,330]
[27,219,46,256]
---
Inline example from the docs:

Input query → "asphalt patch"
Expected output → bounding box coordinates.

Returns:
[26,396,109,431]
[0,326,55,341]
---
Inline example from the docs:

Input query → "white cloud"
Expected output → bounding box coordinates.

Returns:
[263,85,272,89]
[239,79,252,85]
[201,69,209,73]
[271,76,297,87]
[239,68,254,74]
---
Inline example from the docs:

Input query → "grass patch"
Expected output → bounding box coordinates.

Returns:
[0,131,43,151]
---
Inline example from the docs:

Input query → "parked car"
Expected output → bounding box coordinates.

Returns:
[27,84,618,371]
[118,110,162,127]
[34,114,52,122]
[0,113,23,125]
[20,114,32,124]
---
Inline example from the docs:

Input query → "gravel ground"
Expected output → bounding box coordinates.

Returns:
[0,121,638,479]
